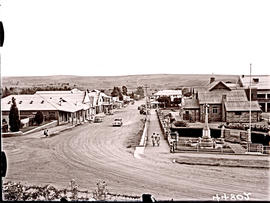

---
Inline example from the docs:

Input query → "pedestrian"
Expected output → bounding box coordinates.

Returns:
[154,133,158,147]
[151,133,155,147]
[156,134,160,146]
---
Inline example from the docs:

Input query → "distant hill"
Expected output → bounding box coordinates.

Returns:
[2,74,239,92]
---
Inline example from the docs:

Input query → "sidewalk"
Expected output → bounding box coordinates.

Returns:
[20,123,76,139]
[144,109,170,155]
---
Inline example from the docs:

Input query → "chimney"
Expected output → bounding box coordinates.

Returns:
[210,77,215,84]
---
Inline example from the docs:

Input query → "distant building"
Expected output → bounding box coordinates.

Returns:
[153,90,182,108]
[238,75,270,112]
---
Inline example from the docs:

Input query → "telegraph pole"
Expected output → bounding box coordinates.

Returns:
[248,64,252,143]
[144,84,149,120]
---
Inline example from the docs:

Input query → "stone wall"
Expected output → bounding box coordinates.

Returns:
[226,111,259,123]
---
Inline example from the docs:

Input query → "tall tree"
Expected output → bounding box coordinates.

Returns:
[9,97,20,132]
[34,111,44,125]
[135,86,144,98]
[122,86,128,96]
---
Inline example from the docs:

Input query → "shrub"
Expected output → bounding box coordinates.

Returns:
[174,120,188,127]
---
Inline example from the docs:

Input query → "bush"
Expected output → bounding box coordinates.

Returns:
[174,120,188,127]
[34,111,44,125]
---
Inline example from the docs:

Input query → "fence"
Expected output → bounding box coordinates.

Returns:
[247,143,263,153]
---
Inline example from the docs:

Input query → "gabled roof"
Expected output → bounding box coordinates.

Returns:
[36,94,86,113]
[208,81,231,91]
[2,90,91,113]
[225,101,261,112]
[198,89,247,104]
[183,98,199,109]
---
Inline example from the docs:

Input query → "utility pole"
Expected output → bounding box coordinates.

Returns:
[144,84,149,120]
[248,64,252,143]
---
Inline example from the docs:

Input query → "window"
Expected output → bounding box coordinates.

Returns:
[19,101,22,104]
[30,101,33,104]
[41,100,44,104]
[185,111,189,115]
[257,94,266,99]
[267,94,270,99]
[212,107,218,114]
[8,101,11,104]
[235,112,242,115]
[253,78,259,83]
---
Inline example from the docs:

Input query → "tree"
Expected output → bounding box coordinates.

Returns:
[122,86,128,96]
[34,111,44,125]
[135,86,144,98]
[129,91,135,99]
[9,97,21,132]
[2,87,11,98]
[111,87,123,100]
[157,96,171,108]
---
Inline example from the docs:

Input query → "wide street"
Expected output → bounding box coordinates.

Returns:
[2,100,269,200]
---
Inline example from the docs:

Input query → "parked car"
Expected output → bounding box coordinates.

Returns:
[94,116,103,123]
[112,118,123,127]
[105,111,114,115]
[140,109,146,115]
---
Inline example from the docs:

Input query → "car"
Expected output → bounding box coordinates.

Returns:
[105,111,114,115]
[94,116,103,123]
[140,109,146,115]
[112,118,123,127]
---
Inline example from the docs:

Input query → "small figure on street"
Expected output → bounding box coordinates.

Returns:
[156,134,160,146]
[44,129,49,137]
[151,133,155,147]
[170,141,175,153]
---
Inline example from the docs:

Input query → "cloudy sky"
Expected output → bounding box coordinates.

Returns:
[1,0,270,76]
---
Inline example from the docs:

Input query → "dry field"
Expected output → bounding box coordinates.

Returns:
[2,74,238,91]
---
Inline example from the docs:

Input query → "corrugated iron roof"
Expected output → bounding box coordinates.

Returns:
[239,75,270,89]
[225,101,261,111]
[1,95,57,111]
[183,98,200,109]
[198,89,247,104]
[154,90,182,96]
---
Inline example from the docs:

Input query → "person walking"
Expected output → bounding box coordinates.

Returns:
[156,134,160,147]
[151,133,155,147]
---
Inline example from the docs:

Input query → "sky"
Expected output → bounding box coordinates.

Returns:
[1,0,270,77]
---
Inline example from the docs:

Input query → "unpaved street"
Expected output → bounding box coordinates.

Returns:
[2,101,269,200]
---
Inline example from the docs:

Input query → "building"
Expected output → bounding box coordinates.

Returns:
[238,75,270,112]
[182,98,200,122]
[100,92,113,113]
[35,89,92,124]
[183,79,262,123]
[1,89,95,130]
[1,94,59,126]
[153,90,182,108]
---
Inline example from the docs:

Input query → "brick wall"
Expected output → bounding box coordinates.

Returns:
[200,104,222,122]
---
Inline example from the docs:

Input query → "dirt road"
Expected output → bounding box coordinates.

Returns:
[3,101,269,200]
